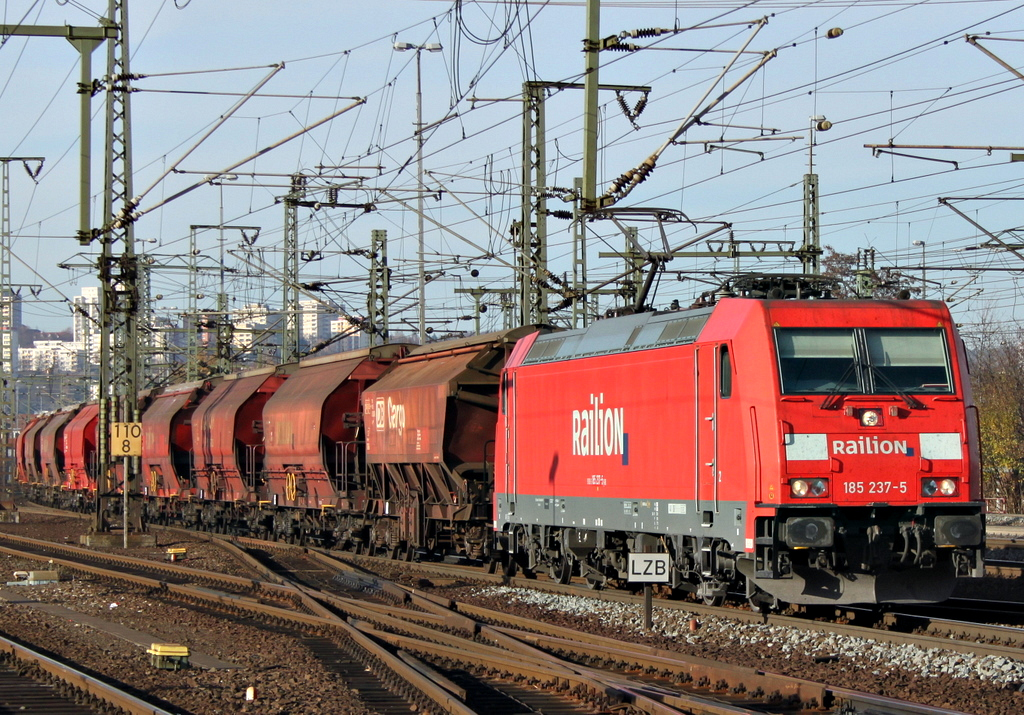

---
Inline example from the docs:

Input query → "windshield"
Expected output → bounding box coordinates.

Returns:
[776,328,953,395]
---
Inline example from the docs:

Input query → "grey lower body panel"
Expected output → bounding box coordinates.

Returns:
[496,493,749,550]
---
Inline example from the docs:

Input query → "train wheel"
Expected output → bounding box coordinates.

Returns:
[502,554,518,581]
[548,554,573,584]
[585,574,604,590]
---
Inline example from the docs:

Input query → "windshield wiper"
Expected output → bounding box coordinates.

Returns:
[868,365,926,410]
[820,361,858,411]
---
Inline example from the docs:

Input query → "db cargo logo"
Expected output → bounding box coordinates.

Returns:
[374,397,406,432]
[572,393,626,459]
[832,437,911,456]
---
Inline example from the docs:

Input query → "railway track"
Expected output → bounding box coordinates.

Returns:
[10,504,1024,650]
[13,504,1024,645]
[301,540,1024,656]
[0,524,986,715]
[5,505,1023,713]
[232,535,987,715]
[0,632,179,715]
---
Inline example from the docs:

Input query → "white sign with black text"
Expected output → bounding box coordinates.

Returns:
[627,553,670,583]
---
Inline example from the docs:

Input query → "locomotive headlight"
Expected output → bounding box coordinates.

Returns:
[860,409,880,427]
[922,478,958,497]
[790,478,828,498]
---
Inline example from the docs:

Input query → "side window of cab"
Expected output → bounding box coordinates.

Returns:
[719,345,732,399]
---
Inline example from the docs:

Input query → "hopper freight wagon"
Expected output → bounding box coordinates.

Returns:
[361,326,543,559]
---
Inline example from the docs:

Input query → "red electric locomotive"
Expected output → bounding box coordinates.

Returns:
[494,298,985,607]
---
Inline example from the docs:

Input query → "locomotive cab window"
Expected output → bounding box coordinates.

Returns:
[865,329,951,393]
[719,345,732,398]
[775,328,952,395]
[776,329,859,394]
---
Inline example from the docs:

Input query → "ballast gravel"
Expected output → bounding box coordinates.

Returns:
[469,586,1024,686]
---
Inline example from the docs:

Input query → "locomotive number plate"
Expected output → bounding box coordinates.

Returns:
[843,480,908,495]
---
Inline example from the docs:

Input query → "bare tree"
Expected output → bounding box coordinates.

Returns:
[821,246,919,299]
[965,319,1024,513]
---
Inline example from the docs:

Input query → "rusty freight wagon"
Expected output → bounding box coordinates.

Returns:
[361,326,541,559]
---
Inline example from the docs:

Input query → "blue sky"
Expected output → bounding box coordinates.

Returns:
[5,0,1024,341]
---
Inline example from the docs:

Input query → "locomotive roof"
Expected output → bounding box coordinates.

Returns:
[522,306,714,365]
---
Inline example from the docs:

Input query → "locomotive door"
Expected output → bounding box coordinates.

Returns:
[500,371,517,516]
[695,345,719,522]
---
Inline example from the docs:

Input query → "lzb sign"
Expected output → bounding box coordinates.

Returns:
[111,422,143,457]
[627,553,670,583]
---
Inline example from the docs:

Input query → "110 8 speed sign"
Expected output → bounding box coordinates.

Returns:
[111,422,143,456]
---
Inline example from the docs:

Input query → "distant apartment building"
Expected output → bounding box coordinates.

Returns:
[18,287,96,375]
[19,340,84,373]
[299,299,333,351]
[148,315,183,366]
[231,303,274,362]
[328,315,367,353]
[72,286,100,365]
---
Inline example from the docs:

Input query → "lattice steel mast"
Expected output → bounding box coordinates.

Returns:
[93,0,141,541]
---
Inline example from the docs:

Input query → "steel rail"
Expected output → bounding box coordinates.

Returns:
[0,533,477,715]
[0,633,179,715]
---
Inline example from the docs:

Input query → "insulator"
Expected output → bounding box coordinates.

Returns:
[607,42,638,52]
[826,27,844,39]
[616,92,630,117]
[548,210,573,220]
[633,94,648,117]
[633,28,663,38]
